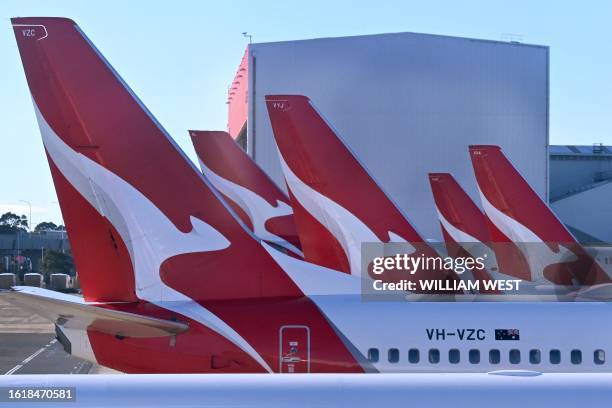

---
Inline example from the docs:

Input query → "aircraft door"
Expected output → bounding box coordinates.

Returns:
[279,325,310,373]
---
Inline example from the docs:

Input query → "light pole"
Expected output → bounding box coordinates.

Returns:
[50,201,67,249]
[19,200,32,232]
[50,201,64,238]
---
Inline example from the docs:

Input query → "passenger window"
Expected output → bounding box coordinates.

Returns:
[489,349,500,364]
[595,350,605,365]
[571,350,582,365]
[529,349,541,364]
[550,349,561,364]
[367,348,379,363]
[429,349,440,364]
[408,348,419,364]
[469,349,480,364]
[388,348,399,363]
[509,349,520,364]
[449,349,460,364]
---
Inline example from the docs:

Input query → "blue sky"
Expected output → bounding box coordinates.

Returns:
[1,0,611,226]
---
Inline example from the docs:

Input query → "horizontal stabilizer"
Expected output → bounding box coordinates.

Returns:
[3,287,188,338]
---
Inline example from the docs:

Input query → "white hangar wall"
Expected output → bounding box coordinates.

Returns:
[245,32,549,240]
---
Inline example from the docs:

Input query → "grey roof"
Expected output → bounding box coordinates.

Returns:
[252,30,547,50]
[549,145,612,156]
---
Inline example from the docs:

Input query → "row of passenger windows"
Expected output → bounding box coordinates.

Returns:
[367,348,606,365]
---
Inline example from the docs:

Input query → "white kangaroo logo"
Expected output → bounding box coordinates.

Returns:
[34,102,272,372]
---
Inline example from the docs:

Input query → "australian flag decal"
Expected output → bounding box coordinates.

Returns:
[495,329,520,340]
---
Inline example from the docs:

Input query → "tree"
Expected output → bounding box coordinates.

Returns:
[0,212,28,234]
[35,221,66,232]
[41,250,74,276]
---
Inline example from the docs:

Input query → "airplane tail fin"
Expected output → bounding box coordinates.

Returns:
[468,145,610,285]
[428,173,500,293]
[189,130,302,255]
[265,95,457,286]
[12,19,366,373]
[11,17,301,303]
[428,173,490,244]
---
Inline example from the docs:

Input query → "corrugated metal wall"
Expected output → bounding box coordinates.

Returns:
[247,32,549,240]
[552,182,612,243]
[550,151,612,201]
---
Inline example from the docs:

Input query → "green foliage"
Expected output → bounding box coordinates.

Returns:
[34,221,66,232]
[42,250,74,276]
[0,212,28,234]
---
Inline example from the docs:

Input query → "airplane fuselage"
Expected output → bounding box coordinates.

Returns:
[60,295,612,374]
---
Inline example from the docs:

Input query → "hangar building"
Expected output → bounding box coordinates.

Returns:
[225,32,550,240]
[550,145,612,243]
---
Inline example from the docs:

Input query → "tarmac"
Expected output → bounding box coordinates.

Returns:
[0,296,97,375]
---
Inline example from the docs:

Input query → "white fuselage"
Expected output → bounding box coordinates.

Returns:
[309,295,612,373]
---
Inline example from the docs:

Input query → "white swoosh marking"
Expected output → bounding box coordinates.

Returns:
[435,207,510,283]
[199,159,302,256]
[34,101,272,372]
[478,187,577,283]
[262,242,362,296]
[277,152,414,277]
